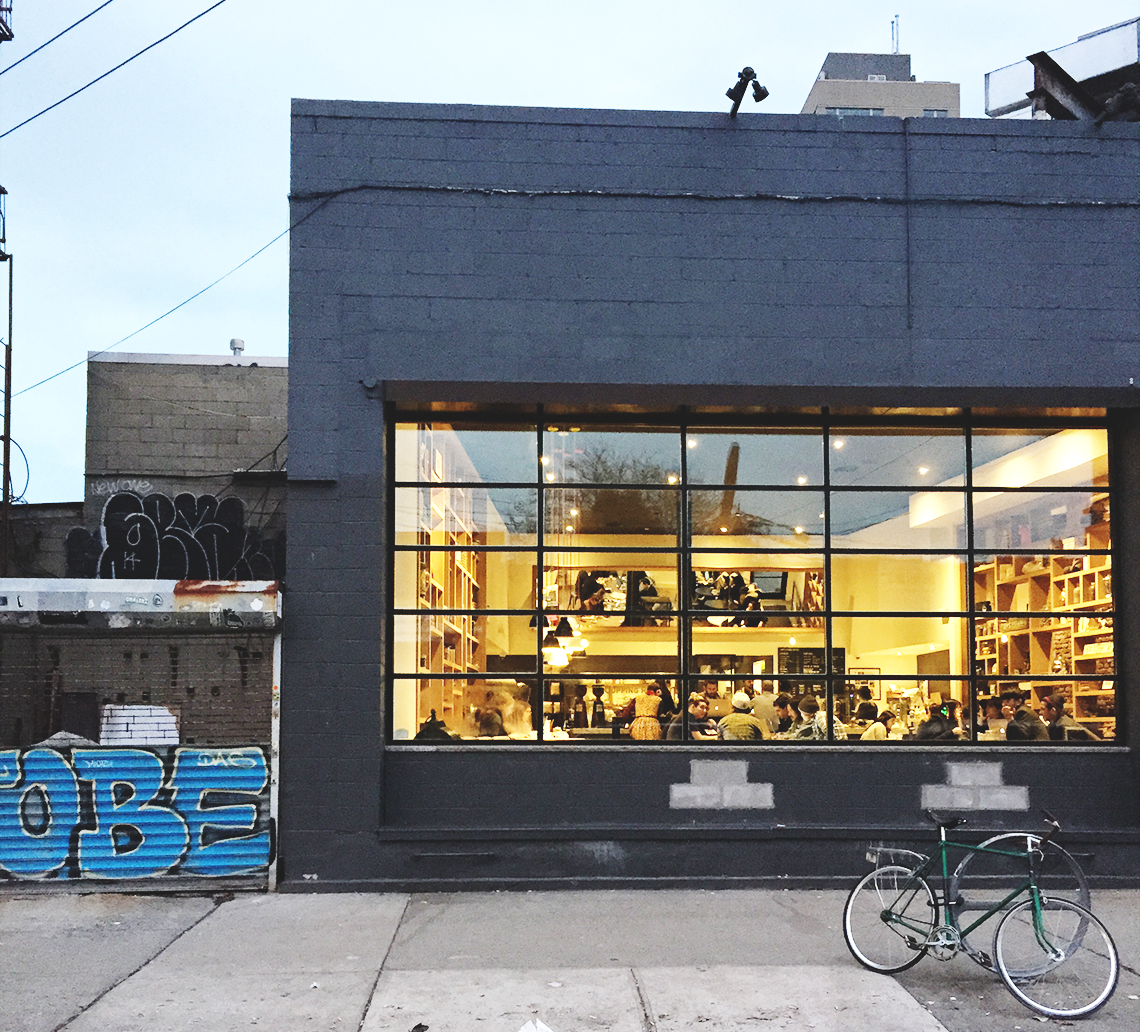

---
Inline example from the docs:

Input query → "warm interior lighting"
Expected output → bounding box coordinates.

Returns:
[788,636,797,646]
[569,508,579,516]
[540,456,550,465]
[794,526,805,534]
[546,647,569,667]
[720,526,729,533]
[1000,633,1009,643]
[687,438,698,449]
[564,524,574,533]
[833,439,845,449]
[541,631,561,653]
[667,474,678,484]
[545,473,556,482]
[918,466,930,475]
[553,617,575,641]
[797,475,808,485]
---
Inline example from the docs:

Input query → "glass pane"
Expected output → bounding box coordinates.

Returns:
[845,678,972,740]
[830,554,966,612]
[391,677,537,741]
[690,489,825,547]
[546,677,682,742]
[544,487,678,537]
[394,550,538,610]
[541,556,678,622]
[395,423,538,483]
[392,615,539,675]
[971,491,1109,552]
[541,427,680,485]
[394,487,537,545]
[829,430,965,487]
[830,491,965,549]
[542,629,679,676]
[974,613,1113,679]
[685,430,824,487]
[974,681,1114,743]
[971,428,1108,489]
[690,560,825,619]
[972,554,1113,616]
[830,617,969,677]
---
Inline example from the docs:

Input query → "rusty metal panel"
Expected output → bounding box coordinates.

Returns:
[0,579,279,631]
[0,745,270,882]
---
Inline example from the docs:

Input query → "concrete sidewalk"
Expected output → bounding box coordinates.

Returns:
[1,889,1137,1032]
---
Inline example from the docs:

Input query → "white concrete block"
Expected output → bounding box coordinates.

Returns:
[722,783,775,809]
[689,759,748,786]
[946,761,1004,787]
[980,785,1030,810]
[921,785,979,810]
[670,785,723,809]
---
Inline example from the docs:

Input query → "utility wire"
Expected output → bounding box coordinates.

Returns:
[0,0,118,78]
[0,0,228,140]
[14,196,332,397]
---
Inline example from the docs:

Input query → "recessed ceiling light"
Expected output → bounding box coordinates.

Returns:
[687,438,698,449]
[918,466,930,475]
[833,440,845,450]
[797,475,807,485]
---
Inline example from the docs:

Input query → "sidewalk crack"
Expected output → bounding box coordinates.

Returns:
[630,967,658,1032]
[52,894,230,1032]
[356,893,412,1032]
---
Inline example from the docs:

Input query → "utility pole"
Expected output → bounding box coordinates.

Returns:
[0,3,13,576]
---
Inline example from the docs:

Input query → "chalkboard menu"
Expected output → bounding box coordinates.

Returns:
[777,647,845,676]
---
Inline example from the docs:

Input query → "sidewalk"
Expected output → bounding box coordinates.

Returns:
[1,889,1137,1032]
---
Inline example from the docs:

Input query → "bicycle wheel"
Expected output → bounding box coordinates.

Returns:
[947,834,1089,969]
[843,865,938,973]
[993,898,1118,1018]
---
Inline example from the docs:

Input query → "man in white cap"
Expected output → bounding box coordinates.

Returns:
[718,691,772,741]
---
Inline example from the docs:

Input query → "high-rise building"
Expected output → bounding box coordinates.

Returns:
[800,52,960,119]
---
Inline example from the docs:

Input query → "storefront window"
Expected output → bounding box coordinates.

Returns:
[390,418,1116,745]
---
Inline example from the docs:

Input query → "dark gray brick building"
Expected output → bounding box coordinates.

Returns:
[284,101,1140,889]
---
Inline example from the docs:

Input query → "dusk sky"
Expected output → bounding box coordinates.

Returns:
[1,1,1136,502]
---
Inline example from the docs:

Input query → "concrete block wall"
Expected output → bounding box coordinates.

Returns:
[283,102,1140,886]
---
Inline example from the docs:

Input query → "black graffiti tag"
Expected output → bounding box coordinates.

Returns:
[92,492,277,580]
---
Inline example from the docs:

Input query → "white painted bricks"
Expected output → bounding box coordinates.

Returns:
[670,759,775,810]
[920,761,1029,811]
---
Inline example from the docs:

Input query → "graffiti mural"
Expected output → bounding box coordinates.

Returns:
[65,492,282,580]
[0,746,271,880]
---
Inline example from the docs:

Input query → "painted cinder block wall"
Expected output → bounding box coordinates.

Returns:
[283,102,1140,889]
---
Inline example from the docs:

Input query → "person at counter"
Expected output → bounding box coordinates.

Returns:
[667,693,719,741]
[860,710,896,741]
[774,694,800,734]
[788,695,826,740]
[1041,693,1100,742]
[1002,689,1050,741]
[854,686,879,722]
[717,691,771,741]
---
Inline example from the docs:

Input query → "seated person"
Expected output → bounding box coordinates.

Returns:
[574,570,607,612]
[1002,689,1050,741]
[667,692,719,741]
[853,686,879,722]
[717,691,771,741]
[773,693,799,734]
[789,694,827,740]
[916,701,961,742]
[978,695,1006,733]
[860,710,896,741]
[1041,693,1100,742]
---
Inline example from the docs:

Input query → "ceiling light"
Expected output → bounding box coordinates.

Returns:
[720,526,729,533]
[541,631,561,653]
[667,474,678,484]
[545,473,556,482]
[569,508,579,516]
[553,617,575,641]
[833,439,845,449]
[797,475,807,485]
[540,456,550,465]
[918,466,930,475]
[794,526,805,534]
[687,438,698,449]
[788,636,796,646]
[565,525,574,533]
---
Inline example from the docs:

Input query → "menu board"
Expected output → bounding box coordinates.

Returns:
[777,647,845,676]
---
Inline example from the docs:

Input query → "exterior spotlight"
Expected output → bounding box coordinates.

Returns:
[726,67,768,117]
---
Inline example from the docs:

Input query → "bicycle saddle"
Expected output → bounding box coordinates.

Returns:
[924,808,967,830]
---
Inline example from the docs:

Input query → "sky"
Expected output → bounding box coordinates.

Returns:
[0,0,1137,504]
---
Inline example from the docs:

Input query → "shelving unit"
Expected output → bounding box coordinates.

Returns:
[972,495,1113,739]
[412,427,486,726]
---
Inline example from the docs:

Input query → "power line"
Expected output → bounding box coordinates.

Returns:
[14,196,332,397]
[0,1,118,78]
[0,0,229,140]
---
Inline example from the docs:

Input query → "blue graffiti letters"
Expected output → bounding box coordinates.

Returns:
[0,746,270,881]
[170,748,269,876]
[0,749,81,878]
[74,749,190,879]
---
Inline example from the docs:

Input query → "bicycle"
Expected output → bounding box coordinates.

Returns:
[843,809,1119,1019]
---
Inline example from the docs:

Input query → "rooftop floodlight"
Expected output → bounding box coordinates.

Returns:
[726,67,768,116]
